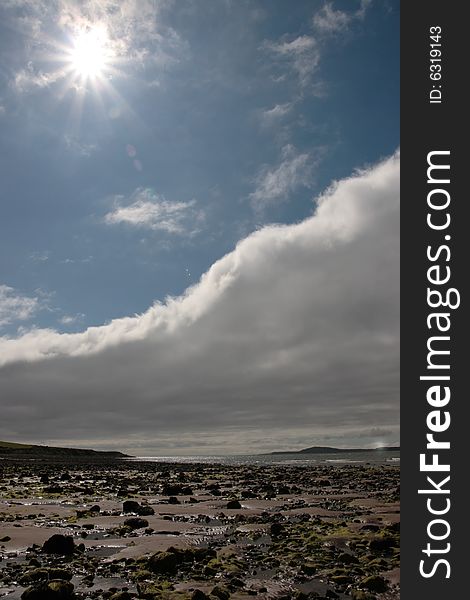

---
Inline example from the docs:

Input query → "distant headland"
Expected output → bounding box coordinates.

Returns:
[270,445,400,455]
[0,440,129,458]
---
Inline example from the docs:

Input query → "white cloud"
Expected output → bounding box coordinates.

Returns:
[29,250,50,262]
[313,1,373,35]
[0,154,399,452]
[59,313,85,326]
[249,144,314,209]
[0,285,39,327]
[104,188,204,235]
[264,35,320,87]
[261,102,294,125]
[12,65,66,93]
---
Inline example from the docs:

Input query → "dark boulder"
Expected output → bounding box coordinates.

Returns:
[21,580,74,599]
[368,536,396,552]
[19,569,73,585]
[211,586,231,600]
[360,575,387,593]
[226,500,242,509]
[123,500,154,516]
[122,500,141,513]
[360,524,380,532]
[42,535,75,555]
[270,522,284,536]
[147,551,179,574]
[137,504,155,516]
[191,590,210,600]
[123,517,149,530]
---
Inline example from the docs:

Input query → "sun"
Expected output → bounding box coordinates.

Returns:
[69,27,111,80]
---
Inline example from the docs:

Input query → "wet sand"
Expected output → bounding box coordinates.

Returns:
[0,459,399,600]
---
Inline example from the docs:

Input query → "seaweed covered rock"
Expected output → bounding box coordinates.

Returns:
[360,575,388,593]
[21,580,74,599]
[123,517,149,530]
[147,551,180,574]
[19,568,73,585]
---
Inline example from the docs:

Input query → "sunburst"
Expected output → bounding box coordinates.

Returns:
[68,26,111,81]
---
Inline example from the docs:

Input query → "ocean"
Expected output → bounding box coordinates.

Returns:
[127,449,400,466]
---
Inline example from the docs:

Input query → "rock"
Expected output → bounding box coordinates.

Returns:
[19,568,73,585]
[147,550,179,574]
[351,591,374,600]
[138,505,155,516]
[0,535,11,542]
[137,582,162,598]
[162,484,186,495]
[123,517,149,530]
[211,586,231,600]
[226,500,242,509]
[44,485,63,494]
[360,575,388,593]
[291,592,309,600]
[192,591,210,600]
[337,552,359,565]
[168,496,180,504]
[331,575,353,585]
[123,500,141,513]
[42,535,75,555]
[21,580,74,599]
[90,505,101,512]
[360,524,380,532]
[109,593,132,600]
[28,558,41,567]
[368,536,396,552]
[300,562,317,575]
[270,523,284,536]
[48,581,74,596]
[123,499,155,516]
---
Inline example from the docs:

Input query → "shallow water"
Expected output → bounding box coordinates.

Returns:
[128,450,400,466]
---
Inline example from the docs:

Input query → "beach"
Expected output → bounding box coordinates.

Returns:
[0,458,400,600]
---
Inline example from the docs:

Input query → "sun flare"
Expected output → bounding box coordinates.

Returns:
[69,27,110,79]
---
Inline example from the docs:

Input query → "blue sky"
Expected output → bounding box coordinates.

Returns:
[0,0,398,335]
[0,1,399,453]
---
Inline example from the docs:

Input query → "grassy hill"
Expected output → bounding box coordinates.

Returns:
[0,440,129,458]
[0,441,33,449]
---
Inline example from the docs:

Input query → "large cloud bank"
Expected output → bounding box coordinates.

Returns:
[0,154,399,453]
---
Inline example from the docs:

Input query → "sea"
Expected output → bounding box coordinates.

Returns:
[127,449,400,467]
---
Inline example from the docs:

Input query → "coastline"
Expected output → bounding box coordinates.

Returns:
[0,458,399,600]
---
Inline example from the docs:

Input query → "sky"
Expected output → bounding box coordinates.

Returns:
[0,0,399,455]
